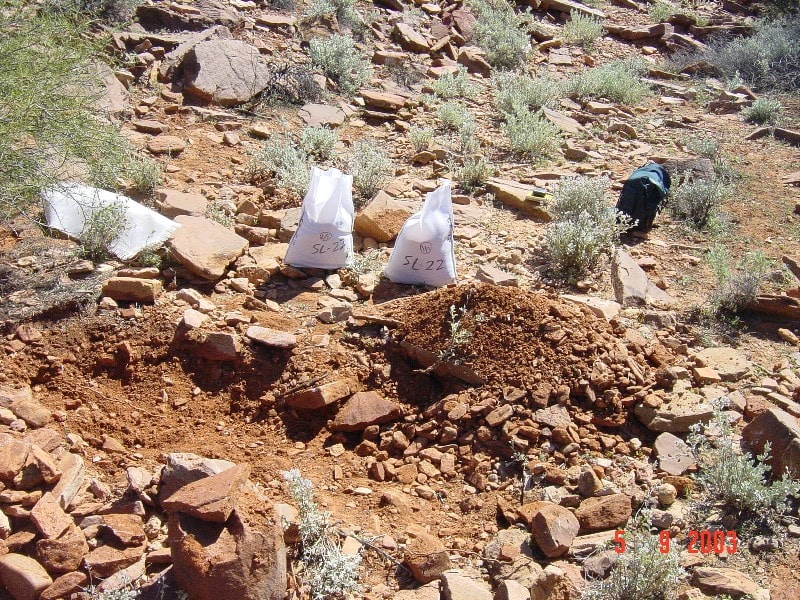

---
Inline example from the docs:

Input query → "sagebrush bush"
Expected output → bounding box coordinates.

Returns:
[582,512,684,600]
[667,16,800,91]
[79,201,127,261]
[309,34,370,95]
[668,175,731,229]
[742,97,783,125]
[263,65,323,106]
[501,109,562,159]
[437,101,474,131]
[205,199,234,228]
[43,0,140,23]
[545,176,631,279]
[0,3,160,223]
[469,0,530,69]
[686,135,721,161]
[688,398,800,516]
[563,11,604,50]
[283,469,362,600]
[492,72,561,115]
[248,134,311,197]
[300,126,338,161]
[350,140,392,205]
[432,66,476,99]
[649,0,678,22]
[565,58,649,104]
[706,246,780,314]
[457,156,494,192]
[408,126,434,153]
[305,0,361,28]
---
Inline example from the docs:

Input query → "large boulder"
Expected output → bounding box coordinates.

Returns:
[741,408,800,479]
[162,464,251,523]
[530,502,580,558]
[183,39,270,106]
[168,216,248,280]
[169,510,286,600]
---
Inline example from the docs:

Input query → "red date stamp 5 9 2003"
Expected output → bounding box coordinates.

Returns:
[613,530,738,554]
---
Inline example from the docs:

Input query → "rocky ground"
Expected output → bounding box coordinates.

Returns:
[1,0,800,598]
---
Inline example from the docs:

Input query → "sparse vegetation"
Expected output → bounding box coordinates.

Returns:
[438,302,487,363]
[437,101,475,131]
[262,65,324,106]
[492,72,561,115]
[350,140,392,206]
[469,0,530,69]
[688,398,800,519]
[431,67,477,99]
[501,109,562,159]
[565,58,649,104]
[742,97,783,125]
[300,126,338,161]
[309,34,371,95]
[686,135,721,161]
[582,511,684,600]
[668,175,732,229]
[248,133,312,198]
[457,156,494,192]
[42,0,141,24]
[562,11,604,50]
[408,126,434,153]
[282,469,362,600]
[305,0,362,29]
[79,201,127,261]
[545,176,632,280]
[205,199,234,228]
[649,0,678,23]
[706,247,781,314]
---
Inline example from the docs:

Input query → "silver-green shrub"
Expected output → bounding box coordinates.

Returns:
[300,126,338,161]
[282,469,361,600]
[350,140,392,205]
[469,0,530,69]
[706,246,781,314]
[432,66,476,99]
[501,109,562,158]
[492,72,562,115]
[436,101,474,131]
[668,175,731,229]
[408,126,434,153]
[309,34,371,95]
[742,97,783,125]
[564,58,649,104]
[563,11,604,50]
[248,134,311,198]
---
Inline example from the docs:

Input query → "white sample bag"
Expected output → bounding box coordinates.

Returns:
[384,181,457,287]
[284,167,355,269]
[42,183,181,261]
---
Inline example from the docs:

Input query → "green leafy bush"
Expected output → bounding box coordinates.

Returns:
[742,97,783,125]
[501,109,562,159]
[562,11,604,50]
[350,140,392,205]
[283,469,362,600]
[565,58,649,104]
[469,0,530,69]
[0,4,160,223]
[431,66,477,99]
[309,34,371,95]
[492,72,561,115]
[688,398,800,515]
[705,247,781,314]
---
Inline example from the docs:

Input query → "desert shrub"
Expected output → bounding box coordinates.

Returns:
[305,0,361,28]
[667,16,800,91]
[205,199,234,228]
[582,511,684,600]
[249,134,311,197]
[562,11,604,50]
[0,4,160,223]
[437,101,474,131]
[564,58,649,104]
[79,201,127,261]
[263,65,324,106]
[501,109,562,158]
[545,176,631,279]
[385,56,424,88]
[308,34,371,95]
[706,246,781,313]
[649,0,678,22]
[408,126,434,152]
[492,72,562,115]
[741,97,783,125]
[688,398,800,516]
[685,135,722,161]
[42,0,141,23]
[668,175,732,229]
[457,156,494,192]
[350,140,392,205]
[432,66,477,99]
[282,469,362,600]
[469,0,530,69]
[300,126,338,161]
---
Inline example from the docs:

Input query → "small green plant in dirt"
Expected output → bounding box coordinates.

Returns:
[457,156,494,192]
[501,109,562,159]
[282,469,362,600]
[340,248,385,287]
[248,133,311,198]
[742,97,783,125]
[668,174,732,230]
[687,398,800,528]
[492,72,562,115]
[350,140,392,207]
[78,202,127,261]
[205,199,234,228]
[408,126,434,153]
[308,34,371,95]
[649,0,678,22]
[706,246,781,314]
[544,176,632,281]
[582,510,684,600]
[431,66,477,99]
[468,0,530,69]
[436,101,475,131]
[686,135,722,161]
[300,126,338,161]
[304,0,362,29]
[565,58,649,104]
[438,302,486,363]
[562,11,604,50]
